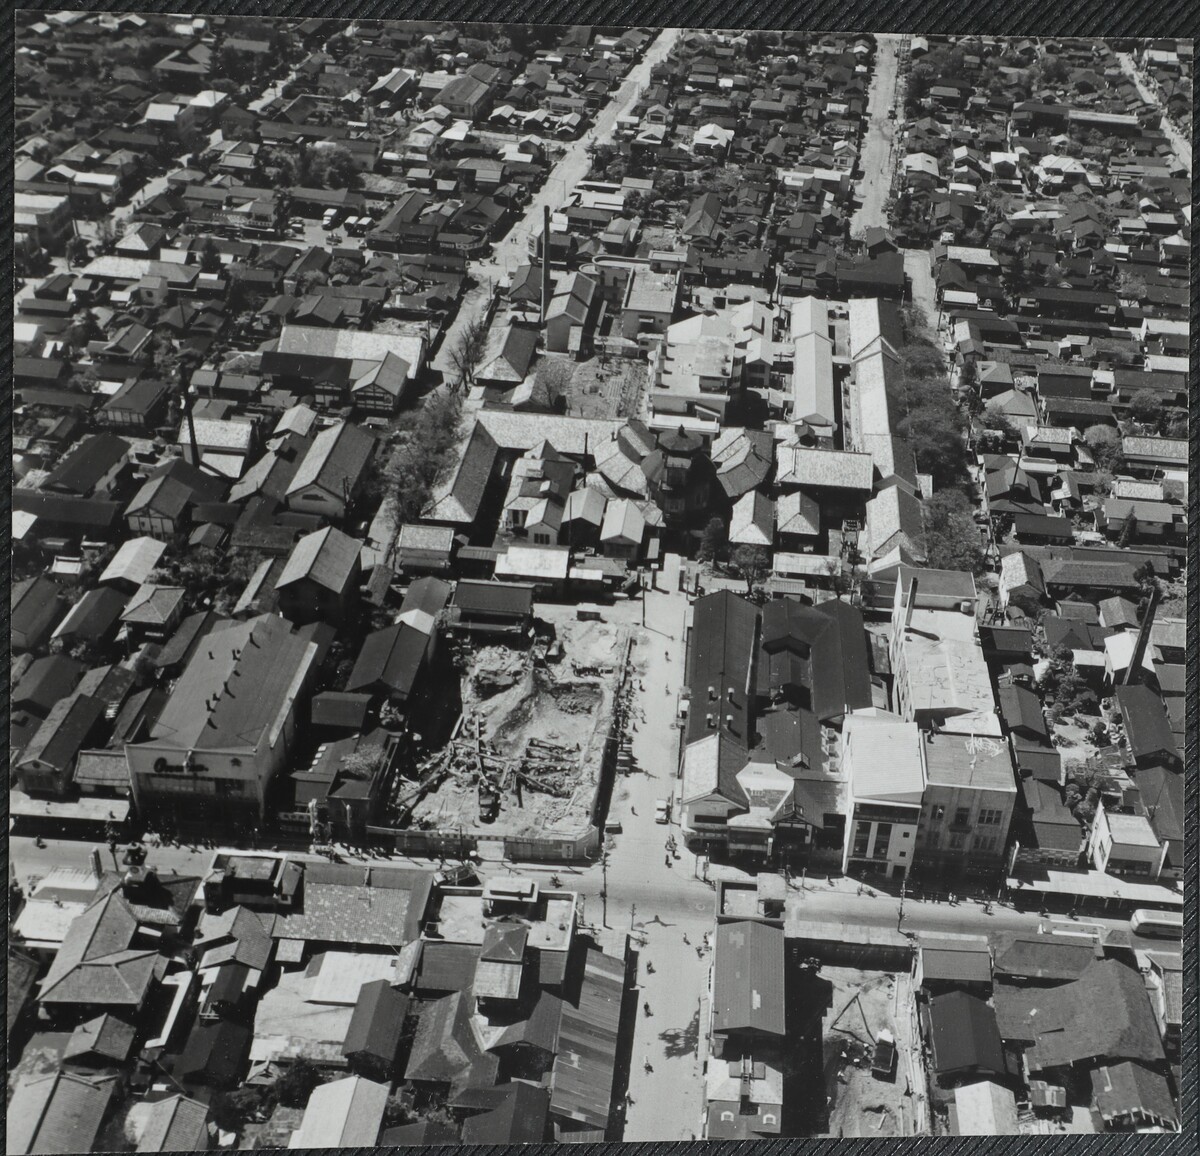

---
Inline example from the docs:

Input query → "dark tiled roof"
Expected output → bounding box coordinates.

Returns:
[927,990,1007,1076]
[44,433,129,495]
[1091,1061,1177,1128]
[460,1082,549,1144]
[343,978,409,1063]
[686,591,758,746]
[1116,685,1178,761]
[452,580,534,618]
[416,941,483,995]
[997,959,1165,1071]
[347,623,429,697]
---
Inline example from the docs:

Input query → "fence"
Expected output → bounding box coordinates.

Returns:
[365,823,603,864]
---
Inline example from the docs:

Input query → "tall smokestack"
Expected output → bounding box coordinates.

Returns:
[541,204,552,324]
[1123,583,1159,687]
[90,847,103,881]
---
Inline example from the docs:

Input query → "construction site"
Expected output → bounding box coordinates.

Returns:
[391,614,633,839]
[816,966,924,1138]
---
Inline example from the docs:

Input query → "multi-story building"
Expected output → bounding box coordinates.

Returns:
[125,614,321,827]
[916,731,1019,881]
[889,569,1001,736]
[15,192,73,254]
[1087,802,1168,880]
[704,919,786,1140]
[841,709,925,880]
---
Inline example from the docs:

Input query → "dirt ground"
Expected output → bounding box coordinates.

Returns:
[564,353,647,419]
[819,967,921,1138]
[408,617,630,837]
[1051,720,1101,762]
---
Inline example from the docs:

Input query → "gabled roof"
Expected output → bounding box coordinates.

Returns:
[1115,684,1177,761]
[121,584,186,626]
[759,599,872,723]
[712,920,785,1036]
[424,419,497,525]
[927,990,1007,1076]
[347,622,430,698]
[43,433,129,496]
[685,591,758,746]
[144,614,319,754]
[776,489,820,537]
[550,949,623,1130]
[460,1081,549,1144]
[98,536,167,587]
[478,323,538,383]
[286,421,375,502]
[195,906,274,972]
[135,1094,210,1153]
[342,979,409,1063]
[998,684,1049,741]
[1091,1062,1177,1128]
[276,526,361,593]
[599,497,645,545]
[64,1012,138,1063]
[12,655,86,716]
[6,1072,117,1155]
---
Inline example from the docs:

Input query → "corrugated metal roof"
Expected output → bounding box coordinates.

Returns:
[551,950,623,1130]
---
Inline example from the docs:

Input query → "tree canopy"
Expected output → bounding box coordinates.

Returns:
[921,489,985,574]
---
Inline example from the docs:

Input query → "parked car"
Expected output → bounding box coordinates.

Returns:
[654,798,670,824]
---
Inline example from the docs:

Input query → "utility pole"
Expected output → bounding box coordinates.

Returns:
[601,846,609,928]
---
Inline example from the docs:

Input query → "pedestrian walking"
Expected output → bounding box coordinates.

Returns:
[682,932,690,945]
[643,1057,653,1074]
[630,806,637,816]
[643,1001,652,1017]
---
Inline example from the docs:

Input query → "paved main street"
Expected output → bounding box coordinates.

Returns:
[850,34,905,238]
[433,26,683,381]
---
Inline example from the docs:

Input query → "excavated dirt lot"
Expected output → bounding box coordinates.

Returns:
[819,967,922,1138]
[408,618,630,837]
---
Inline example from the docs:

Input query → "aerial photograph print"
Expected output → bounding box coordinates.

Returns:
[7,7,1192,1149]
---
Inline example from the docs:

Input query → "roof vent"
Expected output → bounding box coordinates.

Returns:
[725,714,734,730]
[706,713,716,728]
[708,686,717,700]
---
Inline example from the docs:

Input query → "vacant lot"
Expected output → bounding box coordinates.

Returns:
[565,353,647,419]
[819,967,923,1138]
[408,617,630,837]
